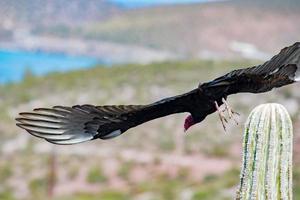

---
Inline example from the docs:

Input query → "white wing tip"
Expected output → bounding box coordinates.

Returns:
[100,130,122,140]
[16,107,95,145]
[46,135,94,145]
[295,66,300,81]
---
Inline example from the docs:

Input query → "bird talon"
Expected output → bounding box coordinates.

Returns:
[233,111,240,116]
[223,117,228,124]
[215,101,227,132]
[215,98,241,131]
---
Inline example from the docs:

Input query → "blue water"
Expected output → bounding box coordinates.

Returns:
[0,49,100,84]
[110,0,220,8]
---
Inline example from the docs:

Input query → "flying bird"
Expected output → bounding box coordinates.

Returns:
[16,42,300,145]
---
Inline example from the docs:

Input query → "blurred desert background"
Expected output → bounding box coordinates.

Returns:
[0,0,300,199]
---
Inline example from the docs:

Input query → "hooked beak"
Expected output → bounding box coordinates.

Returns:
[184,115,195,133]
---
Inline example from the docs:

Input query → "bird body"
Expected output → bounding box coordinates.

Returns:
[16,42,300,145]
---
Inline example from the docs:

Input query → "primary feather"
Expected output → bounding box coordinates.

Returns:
[16,92,194,145]
[17,105,146,144]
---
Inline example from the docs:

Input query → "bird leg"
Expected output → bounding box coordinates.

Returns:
[215,99,241,131]
[214,101,227,131]
[222,98,240,125]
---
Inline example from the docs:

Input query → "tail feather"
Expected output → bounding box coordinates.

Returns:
[16,104,145,145]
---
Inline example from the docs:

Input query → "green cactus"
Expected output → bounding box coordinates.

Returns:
[236,103,293,200]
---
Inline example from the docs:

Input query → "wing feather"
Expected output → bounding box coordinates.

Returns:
[205,42,300,95]
[16,105,143,144]
[16,91,194,145]
[230,42,300,80]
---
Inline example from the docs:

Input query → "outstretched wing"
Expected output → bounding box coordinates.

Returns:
[16,90,196,145]
[205,42,300,95]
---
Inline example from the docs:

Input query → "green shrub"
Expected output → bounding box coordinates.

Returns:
[86,166,107,184]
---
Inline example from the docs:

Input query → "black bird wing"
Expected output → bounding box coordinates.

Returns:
[16,90,197,145]
[205,42,300,95]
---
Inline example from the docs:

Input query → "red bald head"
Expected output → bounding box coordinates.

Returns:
[184,115,196,132]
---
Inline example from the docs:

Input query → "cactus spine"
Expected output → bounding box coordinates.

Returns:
[236,103,293,200]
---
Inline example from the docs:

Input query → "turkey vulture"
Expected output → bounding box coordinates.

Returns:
[16,42,300,145]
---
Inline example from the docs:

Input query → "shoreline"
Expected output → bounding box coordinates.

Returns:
[0,35,178,64]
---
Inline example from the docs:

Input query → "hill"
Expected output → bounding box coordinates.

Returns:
[78,0,300,58]
[0,0,119,26]
[1,0,300,60]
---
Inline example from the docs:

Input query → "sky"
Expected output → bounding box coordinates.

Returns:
[109,0,221,8]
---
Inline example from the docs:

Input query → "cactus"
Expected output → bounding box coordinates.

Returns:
[236,103,293,200]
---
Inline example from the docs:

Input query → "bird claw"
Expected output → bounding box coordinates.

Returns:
[215,101,227,132]
[215,99,240,131]
[222,98,240,124]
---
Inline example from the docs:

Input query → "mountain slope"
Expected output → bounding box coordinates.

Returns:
[81,1,300,57]
[1,0,299,59]
[0,0,120,26]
